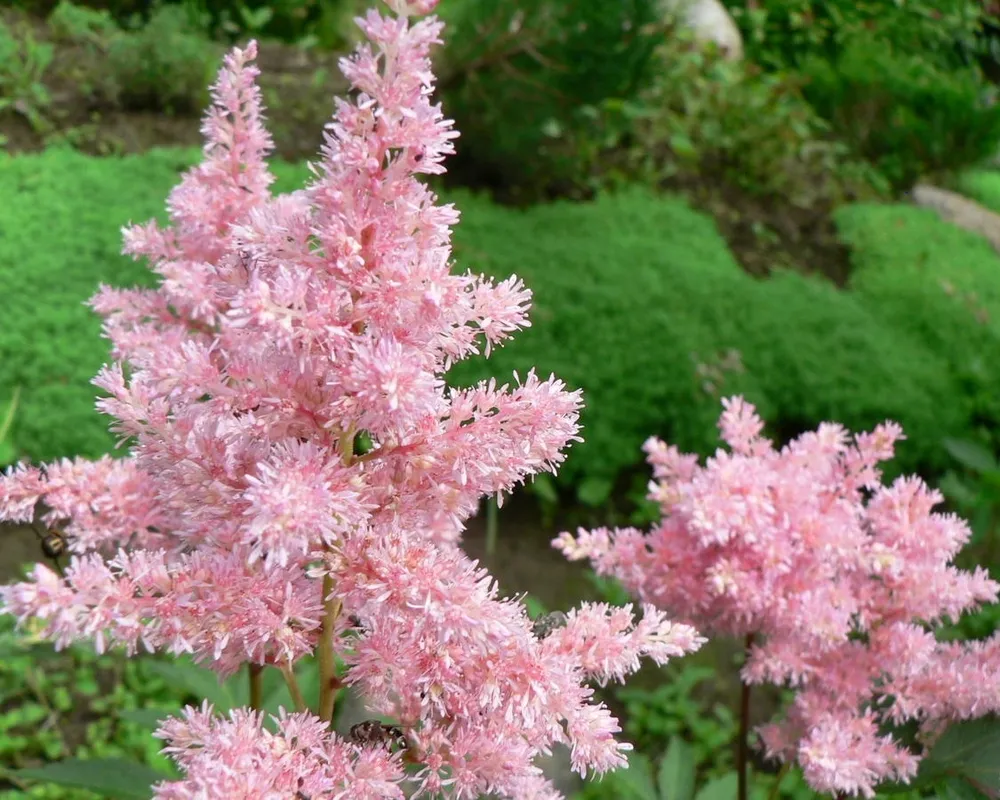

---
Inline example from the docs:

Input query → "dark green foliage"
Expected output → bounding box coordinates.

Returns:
[436,0,663,201]
[731,270,963,480]
[723,0,986,73]
[105,4,221,115]
[838,203,1000,456]
[801,43,1000,190]
[0,147,309,466]
[588,31,881,209]
[0,613,179,798]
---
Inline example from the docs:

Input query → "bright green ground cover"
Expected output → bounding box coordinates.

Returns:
[2,148,998,498]
[956,169,1000,214]
[838,201,1000,455]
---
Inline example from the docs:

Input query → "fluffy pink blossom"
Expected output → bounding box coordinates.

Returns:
[555,396,1000,797]
[0,2,702,796]
[153,704,407,798]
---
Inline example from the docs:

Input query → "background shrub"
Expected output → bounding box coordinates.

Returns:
[1,149,993,500]
[448,187,967,498]
[956,168,1000,212]
[839,202,1000,454]
[800,41,1000,190]
[436,0,663,202]
[584,29,881,209]
[723,0,986,73]
[105,4,221,114]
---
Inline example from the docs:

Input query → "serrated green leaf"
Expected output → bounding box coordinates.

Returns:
[15,758,169,799]
[943,438,999,475]
[658,736,696,800]
[143,657,234,712]
[919,716,1000,798]
[936,776,993,800]
[695,771,739,800]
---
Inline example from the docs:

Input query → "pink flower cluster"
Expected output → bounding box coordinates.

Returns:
[555,397,1000,798]
[0,1,704,797]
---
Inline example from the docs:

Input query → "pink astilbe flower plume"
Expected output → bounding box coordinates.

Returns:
[0,1,702,796]
[556,397,1000,798]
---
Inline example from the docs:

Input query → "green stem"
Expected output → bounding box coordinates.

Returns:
[738,634,756,800]
[248,663,263,712]
[317,571,342,723]
[280,663,307,713]
[766,761,790,800]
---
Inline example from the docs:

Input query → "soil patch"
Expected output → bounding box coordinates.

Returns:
[672,175,855,287]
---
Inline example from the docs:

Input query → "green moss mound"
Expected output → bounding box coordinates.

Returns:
[0,147,307,464]
[0,149,993,495]
[839,202,1000,454]
[956,170,1000,215]
[449,188,965,490]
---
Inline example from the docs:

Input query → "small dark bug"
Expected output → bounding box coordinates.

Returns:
[31,522,68,560]
[532,610,568,640]
[349,720,407,752]
[41,531,67,559]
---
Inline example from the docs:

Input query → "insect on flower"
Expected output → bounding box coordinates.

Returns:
[348,719,408,752]
[532,610,568,639]
[29,521,67,563]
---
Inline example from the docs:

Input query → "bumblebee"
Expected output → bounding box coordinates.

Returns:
[30,522,68,569]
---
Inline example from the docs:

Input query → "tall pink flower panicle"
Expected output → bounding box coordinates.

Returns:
[556,396,1000,797]
[0,1,702,797]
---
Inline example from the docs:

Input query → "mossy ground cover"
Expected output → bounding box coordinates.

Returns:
[956,168,1000,214]
[3,149,1000,498]
[0,147,308,464]
[838,200,1000,454]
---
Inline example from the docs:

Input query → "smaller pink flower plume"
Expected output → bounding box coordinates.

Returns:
[555,396,1000,798]
[0,1,703,797]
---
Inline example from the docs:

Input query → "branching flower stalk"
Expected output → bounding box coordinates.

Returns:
[0,0,704,796]
[557,397,1000,798]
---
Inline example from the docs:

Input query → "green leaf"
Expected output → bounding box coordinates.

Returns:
[658,736,696,800]
[615,752,660,800]
[937,471,978,507]
[143,657,235,712]
[523,594,549,619]
[529,472,559,506]
[919,716,1000,798]
[577,476,614,507]
[695,771,739,800]
[943,438,999,475]
[15,758,169,799]
[936,776,994,800]
[0,385,19,441]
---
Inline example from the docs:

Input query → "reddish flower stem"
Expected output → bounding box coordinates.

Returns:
[738,633,756,800]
